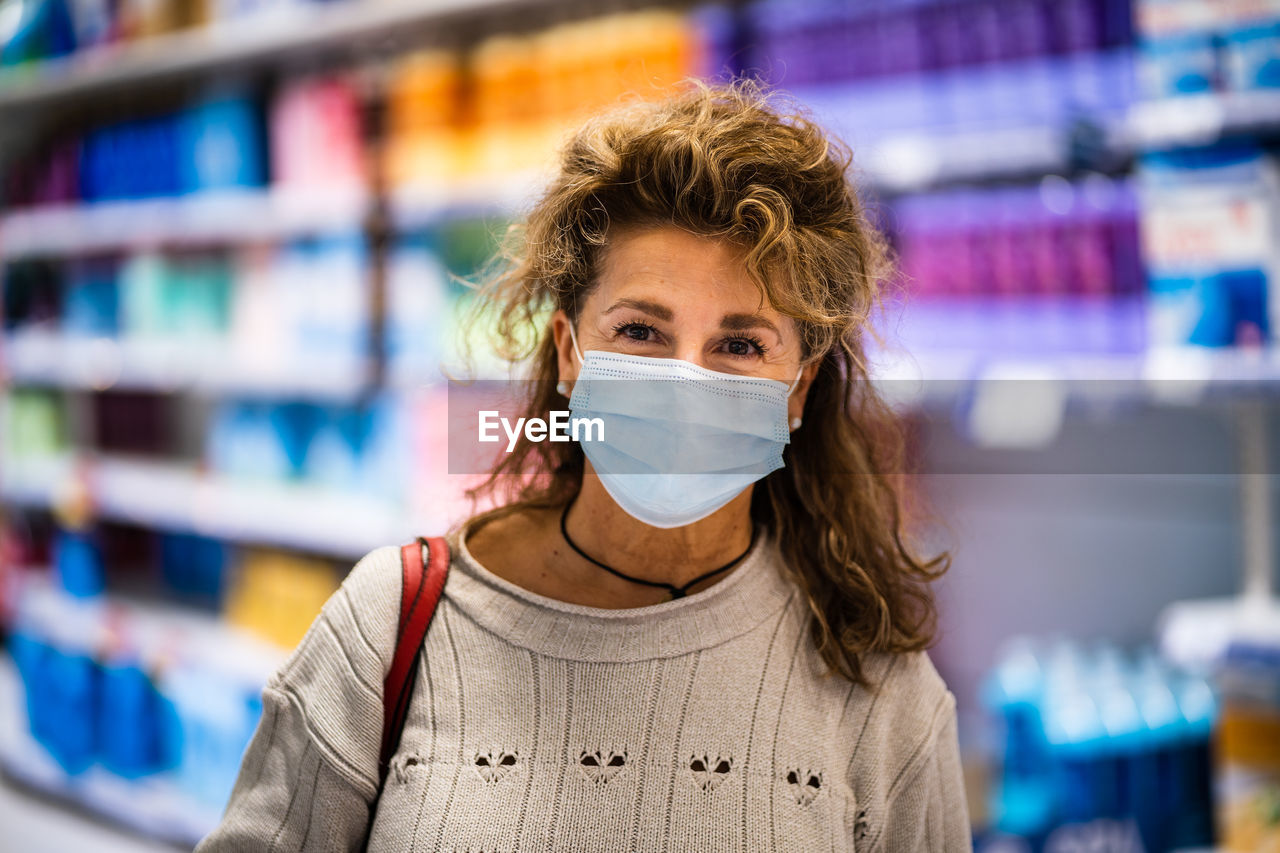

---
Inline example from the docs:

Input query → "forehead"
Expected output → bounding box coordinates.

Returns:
[595,225,766,309]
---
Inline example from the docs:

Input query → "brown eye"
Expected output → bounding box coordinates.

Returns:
[721,335,766,358]
[613,321,659,343]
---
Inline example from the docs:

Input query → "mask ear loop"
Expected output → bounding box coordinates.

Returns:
[567,319,585,366]
[557,319,585,398]
[787,365,803,397]
[787,364,805,431]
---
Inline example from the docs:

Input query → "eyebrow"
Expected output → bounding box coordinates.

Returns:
[602,298,675,321]
[721,312,781,341]
[603,299,783,341]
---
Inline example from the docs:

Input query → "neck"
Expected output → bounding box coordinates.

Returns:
[562,469,755,593]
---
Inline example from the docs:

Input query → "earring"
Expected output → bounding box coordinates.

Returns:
[557,380,569,396]
[790,416,802,430]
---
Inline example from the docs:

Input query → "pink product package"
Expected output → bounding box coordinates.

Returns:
[270,76,366,190]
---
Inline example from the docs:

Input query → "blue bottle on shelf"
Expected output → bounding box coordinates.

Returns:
[178,94,266,194]
[1166,669,1216,849]
[99,661,170,779]
[42,645,100,775]
[0,0,77,66]
[53,529,104,599]
[982,638,1055,844]
[63,258,120,337]
[159,532,228,603]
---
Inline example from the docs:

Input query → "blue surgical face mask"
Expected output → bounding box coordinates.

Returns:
[565,322,802,529]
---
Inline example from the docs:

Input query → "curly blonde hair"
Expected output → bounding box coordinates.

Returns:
[462,77,948,687]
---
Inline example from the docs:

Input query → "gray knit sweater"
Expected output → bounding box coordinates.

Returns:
[196,526,971,852]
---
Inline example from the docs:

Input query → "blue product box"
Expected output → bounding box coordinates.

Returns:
[1223,21,1280,90]
[1139,33,1219,97]
[179,95,266,194]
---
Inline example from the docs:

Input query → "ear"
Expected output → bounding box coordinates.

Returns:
[788,360,821,432]
[551,309,580,394]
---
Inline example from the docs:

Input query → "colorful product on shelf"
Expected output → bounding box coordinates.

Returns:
[0,0,77,66]
[227,235,371,379]
[1139,142,1279,348]
[8,93,266,207]
[2,387,67,460]
[158,531,228,604]
[385,232,451,386]
[206,396,407,499]
[120,250,233,340]
[1,235,372,392]
[745,0,1136,166]
[222,547,339,649]
[895,177,1145,301]
[53,528,104,598]
[270,73,367,192]
[883,175,1147,358]
[980,638,1216,853]
[384,49,465,189]
[748,0,1133,87]
[1215,635,1280,852]
[159,658,263,811]
[1137,0,1280,96]
[385,6,733,191]
[2,558,284,843]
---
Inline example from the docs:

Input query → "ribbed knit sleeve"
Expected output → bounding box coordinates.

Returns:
[195,546,404,852]
[876,692,972,853]
[194,685,373,852]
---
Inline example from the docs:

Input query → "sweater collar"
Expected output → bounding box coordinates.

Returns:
[443,522,796,663]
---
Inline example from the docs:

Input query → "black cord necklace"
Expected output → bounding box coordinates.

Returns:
[559,499,755,600]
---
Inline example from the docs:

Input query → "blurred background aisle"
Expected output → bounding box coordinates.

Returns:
[2,0,1280,851]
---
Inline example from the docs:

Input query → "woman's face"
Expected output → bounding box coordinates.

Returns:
[552,225,817,428]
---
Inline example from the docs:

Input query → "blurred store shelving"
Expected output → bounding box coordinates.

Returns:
[2,0,1280,850]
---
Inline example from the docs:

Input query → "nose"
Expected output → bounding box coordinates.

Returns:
[675,347,713,370]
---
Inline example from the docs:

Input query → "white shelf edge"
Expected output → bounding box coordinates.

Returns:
[0,454,420,559]
[0,187,370,259]
[1126,89,1280,150]
[3,331,375,399]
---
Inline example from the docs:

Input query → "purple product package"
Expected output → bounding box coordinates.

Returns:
[1025,184,1070,298]
[959,190,998,298]
[1067,196,1114,298]
[875,5,927,78]
[999,0,1052,62]
[690,3,739,81]
[894,192,961,300]
[989,188,1036,298]
[37,139,81,206]
[1108,180,1143,297]
[1049,0,1103,54]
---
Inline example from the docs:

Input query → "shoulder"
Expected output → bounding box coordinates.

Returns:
[846,650,970,850]
[272,544,403,689]
[258,544,409,797]
[842,649,955,788]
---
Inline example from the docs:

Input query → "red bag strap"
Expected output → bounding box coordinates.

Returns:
[378,535,450,786]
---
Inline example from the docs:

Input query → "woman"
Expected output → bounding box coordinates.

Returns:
[198,78,969,851]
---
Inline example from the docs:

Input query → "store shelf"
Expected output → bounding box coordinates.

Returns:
[861,124,1073,193]
[869,341,1280,411]
[0,665,218,847]
[389,168,552,228]
[0,187,369,259]
[0,0,538,111]
[1127,89,1280,150]
[3,329,374,399]
[0,581,288,847]
[0,455,417,558]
